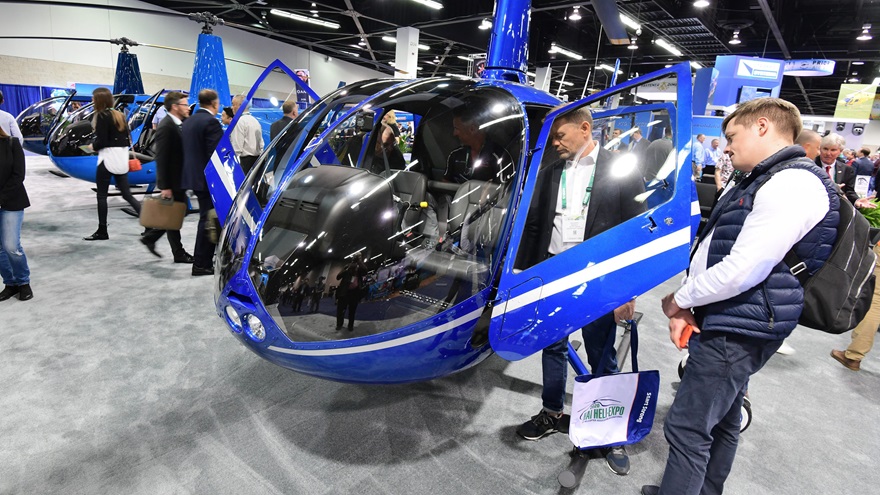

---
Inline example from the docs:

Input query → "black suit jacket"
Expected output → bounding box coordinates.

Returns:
[154,115,184,191]
[816,156,859,204]
[519,146,647,268]
[181,109,224,191]
[270,115,293,141]
[0,137,29,211]
[629,137,649,158]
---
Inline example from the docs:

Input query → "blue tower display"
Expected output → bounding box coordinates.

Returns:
[113,50,144,95]
[190,33,231,109]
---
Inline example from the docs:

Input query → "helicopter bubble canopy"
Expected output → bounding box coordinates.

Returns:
[215,76,559,383]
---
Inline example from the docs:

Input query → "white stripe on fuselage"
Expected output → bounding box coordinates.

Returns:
[493,227,691,317]
[267,307,484,356]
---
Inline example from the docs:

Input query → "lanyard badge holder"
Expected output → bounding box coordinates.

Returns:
[560,163,596,243]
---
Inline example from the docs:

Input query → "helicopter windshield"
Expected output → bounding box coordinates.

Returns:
[241,78,527,342]
[49,97,134,157]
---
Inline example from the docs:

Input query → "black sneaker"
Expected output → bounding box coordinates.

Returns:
[516,410,570,440]
[17,284,33,301]
[605,445,630,475]
[0,285,19,301]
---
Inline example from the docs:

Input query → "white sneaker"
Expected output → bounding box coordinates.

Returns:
[776,340,796,355]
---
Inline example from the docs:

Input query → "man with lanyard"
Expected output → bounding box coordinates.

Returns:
[515,105,646,476]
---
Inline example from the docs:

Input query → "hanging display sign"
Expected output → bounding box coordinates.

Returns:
[783,59,836,77]
[735,59,782,80]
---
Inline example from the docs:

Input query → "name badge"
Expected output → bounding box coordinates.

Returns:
[562,215,587,243]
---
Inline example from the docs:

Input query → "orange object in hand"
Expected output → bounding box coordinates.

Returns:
[680,325,694,349]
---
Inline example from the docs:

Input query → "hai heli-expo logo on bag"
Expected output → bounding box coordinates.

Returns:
[578,397,626,422]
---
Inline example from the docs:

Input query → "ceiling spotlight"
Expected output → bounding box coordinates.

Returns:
[694,0,710,7]
[479,18,492,30]
[433,56,440,63]
[729,30,741,45]
[548,42,583,60]
[848,77,860,83]
[857,24,872,41]
[310,2,317,14]
[627,37,638,50]
[270,8,340,29]
[411,0,443,9]
[358,38,366,47]
[569,6,582,21]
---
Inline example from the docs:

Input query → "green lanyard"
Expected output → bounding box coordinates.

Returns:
[561,163,596,212]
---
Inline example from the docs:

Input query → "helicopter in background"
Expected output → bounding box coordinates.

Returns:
[203,0,698,385]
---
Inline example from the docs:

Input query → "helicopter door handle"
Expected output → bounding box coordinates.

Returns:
[644,216,658,233]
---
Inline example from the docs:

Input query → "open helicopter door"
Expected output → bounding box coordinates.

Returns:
[488,63,695,361]
[48,91,78,140]
[207,59,320,225]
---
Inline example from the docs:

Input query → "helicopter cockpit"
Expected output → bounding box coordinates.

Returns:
[219,78,550,343]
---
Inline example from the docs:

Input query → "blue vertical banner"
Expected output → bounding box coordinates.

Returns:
[190,33,231,109]
[113,51,144,95]
[294,69,311,111]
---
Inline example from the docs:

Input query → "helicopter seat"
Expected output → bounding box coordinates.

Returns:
[382,170,428,232]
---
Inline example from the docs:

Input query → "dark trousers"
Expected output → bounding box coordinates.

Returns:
[95,163,140,227]
[240,155,259,175]
[336,291,361,329]
[142,190,186,257]
[193,189,215,270]
[541,311,619,413]
[658,331,782,495]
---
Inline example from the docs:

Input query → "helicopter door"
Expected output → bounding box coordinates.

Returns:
[488,63,694,361]
[47,91,78,139]
[207,59,319,225]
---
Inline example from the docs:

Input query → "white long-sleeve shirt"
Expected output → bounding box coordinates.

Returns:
[675,168,830,309]
[0,110,23,144]
[230,112,263,158]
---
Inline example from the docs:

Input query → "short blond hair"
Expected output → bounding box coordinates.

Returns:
[722,98,802,143]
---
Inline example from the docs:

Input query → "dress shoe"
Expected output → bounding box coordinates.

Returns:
[192,266,214,276]
[83,230,109,241]
[141,238,162,258]
[641,486,660,495]
[174,253,195,264]
[17,284,33,301]
[0,285,19,301]
[831,349,861,371]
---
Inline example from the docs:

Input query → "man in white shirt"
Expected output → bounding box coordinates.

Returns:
[0,91,23,144]
[230,94,264,174]
[642,98,839,495]
[692,133,707,179]
[516,105,647,476]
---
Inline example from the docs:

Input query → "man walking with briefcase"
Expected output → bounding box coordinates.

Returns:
[141,91,194,264]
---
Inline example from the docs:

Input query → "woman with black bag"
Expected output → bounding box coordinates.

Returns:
[0,126,32,301]
[83,87,141,241]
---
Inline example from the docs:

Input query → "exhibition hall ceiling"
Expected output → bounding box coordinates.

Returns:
[139,0,880,115]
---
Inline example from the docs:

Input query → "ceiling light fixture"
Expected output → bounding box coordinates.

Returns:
[597,64,622,74]
[456,55,473,61]
[655,38,683,56]
[691,61,703,69]
[729,30,741,45]
[358,38,366,47]
[270,9,340,29]
[857,24,872,41]
[569,6,582,21]
[848,77,860,83]
[620,14,641,30]
[694,0,710,7]
[853,61,865,65]
[627,37,638,50]
[411,0,443,10]
[549,42,583,60]
[382,35,430,50]
[479,18,492,30]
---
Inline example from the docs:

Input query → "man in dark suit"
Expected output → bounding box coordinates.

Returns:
[181,89,224,276]
[628,128,649,158]
[515,105,646,475]
[335,255,367,332]
[141,91,193,263]
[269,100,299,159]
[815,132,875,208]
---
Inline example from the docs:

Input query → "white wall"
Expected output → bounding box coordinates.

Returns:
[0,0,388,98]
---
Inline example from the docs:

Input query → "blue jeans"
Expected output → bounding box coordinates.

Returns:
[541,311,619,414]
[0,209,30,286]
[658,331,781,495]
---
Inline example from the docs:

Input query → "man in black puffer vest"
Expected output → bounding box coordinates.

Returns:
[642,98,840,495]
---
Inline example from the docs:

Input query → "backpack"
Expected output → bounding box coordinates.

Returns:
[785,193,876,334]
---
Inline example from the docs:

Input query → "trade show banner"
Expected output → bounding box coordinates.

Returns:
[294,69,311,110]
[868,93,880,120]
[834,84,878,120]
[708,55,784,109]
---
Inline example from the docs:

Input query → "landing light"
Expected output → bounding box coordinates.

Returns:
[225,306,242,332]
[245,314,266,341]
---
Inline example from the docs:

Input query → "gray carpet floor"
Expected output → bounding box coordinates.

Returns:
[2,154,879,495]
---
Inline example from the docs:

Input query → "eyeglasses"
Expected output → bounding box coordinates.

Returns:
[174,102,189,107]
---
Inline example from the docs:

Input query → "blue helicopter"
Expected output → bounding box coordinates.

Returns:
[206,0,699,385]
